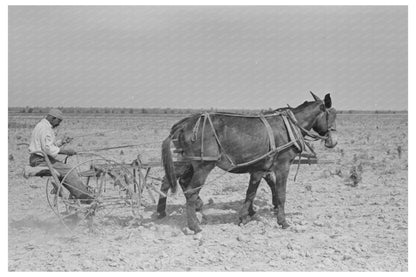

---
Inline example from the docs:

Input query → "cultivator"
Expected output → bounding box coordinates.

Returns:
[23,149,318,231]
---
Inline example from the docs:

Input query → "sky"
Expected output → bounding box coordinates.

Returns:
[8,5,408,110]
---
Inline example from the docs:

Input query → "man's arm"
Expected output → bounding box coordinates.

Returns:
[42,133,60,157]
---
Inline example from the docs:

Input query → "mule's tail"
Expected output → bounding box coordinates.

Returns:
[162,136,178,193]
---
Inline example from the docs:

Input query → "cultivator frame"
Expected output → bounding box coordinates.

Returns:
[23,151,165,232]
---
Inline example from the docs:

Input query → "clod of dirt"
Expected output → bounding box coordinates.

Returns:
[292,225,307,233]
[321,170,332,178]
[9,154,14,161]
[193,232,203,241]
[313,220,325,227]
[236,234,249,242]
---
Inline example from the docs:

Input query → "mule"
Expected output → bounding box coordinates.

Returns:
[157,92,337,233]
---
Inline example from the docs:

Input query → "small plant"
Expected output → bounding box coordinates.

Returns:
[347,166,362,187]
[334,167,344,177]
[353,154,358,163]
[357,162,363,173]
[397,146,402,159]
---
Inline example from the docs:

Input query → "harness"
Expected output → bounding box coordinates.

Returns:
[183,109,320,173]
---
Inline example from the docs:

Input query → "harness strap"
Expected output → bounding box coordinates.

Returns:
[200,113,208,160]
[287,110,305,150]
[227,140,296,171]
[282,113,303,152]
[259,114,276,150]
[205,113,236,166]
[184,111,316,173]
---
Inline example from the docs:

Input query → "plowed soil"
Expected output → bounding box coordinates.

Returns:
[8,113,407,271]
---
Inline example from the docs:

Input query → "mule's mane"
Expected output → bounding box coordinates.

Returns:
[266,100,317,115]
[292,101,316,111]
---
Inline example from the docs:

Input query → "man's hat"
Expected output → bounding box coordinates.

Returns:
[47,108,64,120]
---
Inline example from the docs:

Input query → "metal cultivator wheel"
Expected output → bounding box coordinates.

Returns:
[46,155,143,231]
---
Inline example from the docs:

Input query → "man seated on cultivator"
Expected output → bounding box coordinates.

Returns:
[27,108,92,203]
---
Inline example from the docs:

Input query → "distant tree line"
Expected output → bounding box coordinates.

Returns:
[9,106,262,115]
[8,106,407,115]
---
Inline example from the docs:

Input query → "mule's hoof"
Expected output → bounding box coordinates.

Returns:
[279,221,290,229]
[157,211,167,219]
[190,226,202,234]
[238,216,251,226]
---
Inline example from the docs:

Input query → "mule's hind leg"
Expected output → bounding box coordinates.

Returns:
[184,162,214,233]
[178,166,203,212]
[157,164,193,219]
[239,171,264,225]
[156,176,171,218]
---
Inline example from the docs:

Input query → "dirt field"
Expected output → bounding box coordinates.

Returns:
[8,112,408,271]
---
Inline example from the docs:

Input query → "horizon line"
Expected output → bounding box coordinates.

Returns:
[8,106,408,113]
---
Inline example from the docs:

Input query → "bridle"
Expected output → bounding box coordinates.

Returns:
[286,107,335,143]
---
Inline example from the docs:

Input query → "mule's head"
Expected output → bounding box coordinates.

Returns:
[310,92,338,148]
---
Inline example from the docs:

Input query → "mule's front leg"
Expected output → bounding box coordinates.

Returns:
[239,172,263,225]
[273,163,291,229]
[264,172,278,212]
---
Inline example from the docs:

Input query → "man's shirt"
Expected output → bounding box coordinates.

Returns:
[28,118,60,158]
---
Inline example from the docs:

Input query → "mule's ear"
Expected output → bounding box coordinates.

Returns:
[310,91,321,101]
[324,93,332,108]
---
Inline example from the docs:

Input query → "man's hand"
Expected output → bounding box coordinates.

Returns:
[62,135,74,145]
[57,135,73,147]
